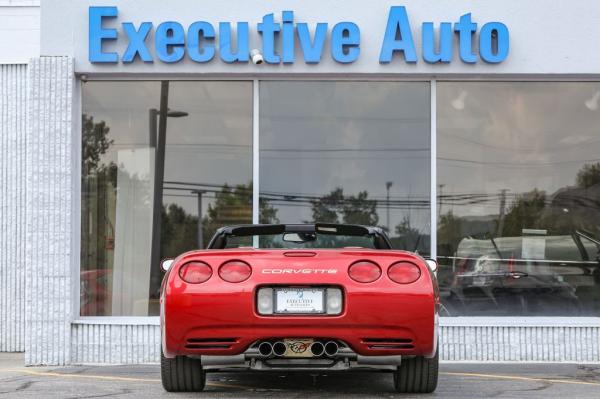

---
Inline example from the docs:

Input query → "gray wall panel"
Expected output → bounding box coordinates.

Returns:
[0,64,27,353]
[71,323,160,364]
[24,57,74,365]
[440,323,600,362]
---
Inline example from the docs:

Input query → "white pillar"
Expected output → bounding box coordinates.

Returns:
[25,57,75,365]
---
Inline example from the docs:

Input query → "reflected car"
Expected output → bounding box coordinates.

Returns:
[80,268,112,316]
[441,231,600,315]
[160,224,439,393]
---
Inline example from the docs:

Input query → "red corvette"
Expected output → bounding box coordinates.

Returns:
[160,224,439,393]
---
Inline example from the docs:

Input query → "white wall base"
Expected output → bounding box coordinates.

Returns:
[68,318,600,364]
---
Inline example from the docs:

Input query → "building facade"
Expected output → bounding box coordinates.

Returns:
[1,0,600,365]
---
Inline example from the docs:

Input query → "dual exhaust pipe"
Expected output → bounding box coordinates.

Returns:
[258,340,339,358]
[309,341,339,357]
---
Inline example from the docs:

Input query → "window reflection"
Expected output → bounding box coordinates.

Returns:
[81,81,252,316]
[259,81,431,253]
[437,82,600,316]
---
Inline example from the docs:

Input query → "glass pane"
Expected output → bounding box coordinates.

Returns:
[260,81,431,254]
[437,82,600,316]
[81,81,252,316]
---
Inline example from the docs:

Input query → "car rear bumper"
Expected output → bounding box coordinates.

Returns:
[162,290,437,359]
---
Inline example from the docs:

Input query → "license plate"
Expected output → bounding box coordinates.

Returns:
[274,288,324,314]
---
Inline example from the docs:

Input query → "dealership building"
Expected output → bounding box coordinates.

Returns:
[2,0,600,365]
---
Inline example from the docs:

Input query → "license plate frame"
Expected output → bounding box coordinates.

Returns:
[273,287,326,314]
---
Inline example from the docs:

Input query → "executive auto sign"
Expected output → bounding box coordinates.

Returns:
[89,6,509,65]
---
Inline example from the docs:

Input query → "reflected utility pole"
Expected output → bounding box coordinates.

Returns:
[149,82,188,275]
[386,181,393,233]
[438,184,445,217]
[192,190,206,248]
[497,189,509,237]
[150,82,170,280]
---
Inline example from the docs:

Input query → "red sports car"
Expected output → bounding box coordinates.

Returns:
[160,224,439,393]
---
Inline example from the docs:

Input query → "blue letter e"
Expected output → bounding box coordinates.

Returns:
[89,7,118,63]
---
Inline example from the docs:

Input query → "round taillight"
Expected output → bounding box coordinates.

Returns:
[348,261,382,283]
[179,261,212,284]
[388,261,421,284]
[219,260,252,283]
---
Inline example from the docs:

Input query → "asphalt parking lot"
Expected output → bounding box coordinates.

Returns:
[1,353,600,398]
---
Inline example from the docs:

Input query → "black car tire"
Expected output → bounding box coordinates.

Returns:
[161,352,206,392]
[393,346,439,393]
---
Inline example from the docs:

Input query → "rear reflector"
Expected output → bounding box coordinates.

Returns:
[348,261,381,283]
[179,261,212,284]
[388,261,421,284]
[219,260,252,283]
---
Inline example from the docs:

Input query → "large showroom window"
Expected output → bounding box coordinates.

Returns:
[81,79,600,318]
[437,82,600,316]
[81,81,252,316]
[259,81,431,253]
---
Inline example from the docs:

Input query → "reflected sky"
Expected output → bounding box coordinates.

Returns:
[438,82,600,219]
[83,80,432,243]
[82,81,253,218]
[260,81,431,238]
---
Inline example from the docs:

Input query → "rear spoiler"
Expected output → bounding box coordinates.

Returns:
[208,223,391,249]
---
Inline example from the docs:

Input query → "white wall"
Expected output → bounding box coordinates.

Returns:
[0,2,39,64]
[40,0,600,76]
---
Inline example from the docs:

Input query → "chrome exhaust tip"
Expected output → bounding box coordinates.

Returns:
[324,341,339,357]
[258,341,273,357]
[272,341,287,357]
[309,341,325,357]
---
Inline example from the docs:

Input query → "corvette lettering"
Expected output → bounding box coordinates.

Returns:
[262,268,337,274]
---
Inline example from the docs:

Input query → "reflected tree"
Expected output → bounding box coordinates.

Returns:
[394,216,422,252]
[545,162,600,236]
[204,183,279,246]
[500,189,546,237]
[160,183,279,254]
[342,191,379,225]
[309,187,378,225]
[82,114,114,173]
[437,211,463,257]
[161,204,198,258]
[81,114,117,315]
[576,162,600,189]
[310,188,344,223]
[81,114,117,271]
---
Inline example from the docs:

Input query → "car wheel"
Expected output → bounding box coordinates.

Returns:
[393,346,439,393]
[161,352,206,392]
